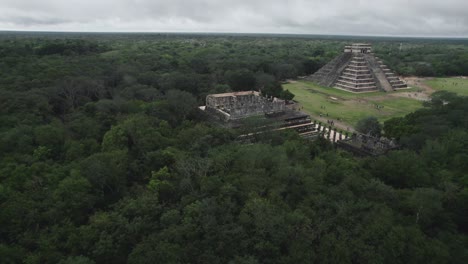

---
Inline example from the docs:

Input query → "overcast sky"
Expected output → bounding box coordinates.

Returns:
[1,0,467,37]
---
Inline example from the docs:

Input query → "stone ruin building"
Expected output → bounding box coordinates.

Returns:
[308,43,407,93]
[336,133,399,156]
[204,91,286,121]
[201,91,319,139]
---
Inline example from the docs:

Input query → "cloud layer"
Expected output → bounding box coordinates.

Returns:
[1,0,467,37]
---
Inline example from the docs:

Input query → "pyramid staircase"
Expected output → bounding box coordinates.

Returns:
[308,53,352,87]
[374,56,408,89]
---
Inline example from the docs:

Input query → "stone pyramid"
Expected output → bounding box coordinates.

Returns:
[307,43,407,92]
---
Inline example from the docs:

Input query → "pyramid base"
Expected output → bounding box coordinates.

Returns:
[333,85,380,93]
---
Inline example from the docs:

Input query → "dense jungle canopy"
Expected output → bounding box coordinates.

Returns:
[0,33,467,263]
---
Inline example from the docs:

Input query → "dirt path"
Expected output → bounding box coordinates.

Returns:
[309,114,355,133]
[403,77,435,93]
[389,91,430,101]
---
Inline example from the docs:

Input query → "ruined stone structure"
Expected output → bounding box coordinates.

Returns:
[201,91,320,140]
[308,43,407,93]
[336,133,399,156]
[205,91,286,121]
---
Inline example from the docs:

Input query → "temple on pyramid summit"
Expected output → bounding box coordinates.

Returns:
[307,43,407,92]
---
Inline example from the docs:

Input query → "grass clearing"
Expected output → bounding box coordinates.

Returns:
[425,78,468,96]
[284,80,423,127]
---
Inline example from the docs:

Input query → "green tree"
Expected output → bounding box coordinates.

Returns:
[226,69,256,91]
[166,89,198,121]
[356,116,382,137]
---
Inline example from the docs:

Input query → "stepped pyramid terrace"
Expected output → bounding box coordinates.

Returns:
[307,43,407,92]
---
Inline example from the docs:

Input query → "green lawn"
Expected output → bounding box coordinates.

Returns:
[283,80,423,127]
[425,78,468,96]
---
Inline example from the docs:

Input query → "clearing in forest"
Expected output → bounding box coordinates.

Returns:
[283,80,423,128]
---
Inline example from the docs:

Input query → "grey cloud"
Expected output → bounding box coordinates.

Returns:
[8,16,69,26]
[0,0,467,37]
